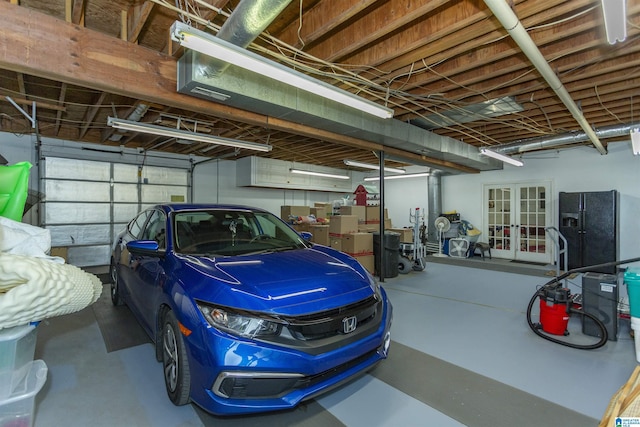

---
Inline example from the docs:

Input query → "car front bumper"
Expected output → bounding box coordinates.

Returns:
[187,295,393,416]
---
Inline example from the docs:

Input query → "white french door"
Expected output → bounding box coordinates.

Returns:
[484,182,552,263]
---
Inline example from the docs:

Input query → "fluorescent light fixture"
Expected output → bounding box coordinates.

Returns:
[479,148,524,167]
[631,129,640,155]
[290,168,349,180]
[363,172,430,181]
[107,117,272,152]
[343,159,406,174]
[601,0,627,44]
[170,21,394,120]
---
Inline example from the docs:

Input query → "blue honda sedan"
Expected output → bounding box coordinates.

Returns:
[110,204,392,415]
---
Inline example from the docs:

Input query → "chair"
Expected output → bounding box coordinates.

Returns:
[0,162,32,221]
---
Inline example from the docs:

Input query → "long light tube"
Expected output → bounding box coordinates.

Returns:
[107,117,272,152]
[170,21,394,119]
[479,148,524,167]
[630,129,640,155]
[601,0,627,44]
[363,172,430,181]
[343,159,405,174]
[290,168,349,180]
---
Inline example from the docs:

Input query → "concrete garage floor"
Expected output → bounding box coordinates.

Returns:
[30,258,637,427]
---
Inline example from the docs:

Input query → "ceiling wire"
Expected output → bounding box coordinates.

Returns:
[145,0,631,147]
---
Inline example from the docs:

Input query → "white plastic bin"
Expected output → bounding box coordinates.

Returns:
[0,325,37,399]
[0,360,47,427]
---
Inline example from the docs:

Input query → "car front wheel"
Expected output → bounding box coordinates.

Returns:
[110,261,122,306]
[162,310,191,406]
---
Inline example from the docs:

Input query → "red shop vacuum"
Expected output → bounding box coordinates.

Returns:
[527,256,640,350]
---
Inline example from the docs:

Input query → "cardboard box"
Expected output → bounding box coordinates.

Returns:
[310,207,328,219]
[291,223,311,233]
[354,254,375,274]
[388,228,413,243]
[340,205,366,223]
[310,224,330,246]
[342,232,374,255]
[365,207,388,223]
[329,236,343,251]
[281,205,310,220]
[329,215,358,237]
[50,247,68,261]
[314,202,332,218]
[358,224,379,233]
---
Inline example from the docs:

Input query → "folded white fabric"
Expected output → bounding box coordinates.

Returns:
[0,217,63,263]
[0,253,103,329]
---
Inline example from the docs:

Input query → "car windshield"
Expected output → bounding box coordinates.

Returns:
[172,209,309,256]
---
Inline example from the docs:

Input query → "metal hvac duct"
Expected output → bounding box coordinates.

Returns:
[496,122,640,155]
[203,0,292,77]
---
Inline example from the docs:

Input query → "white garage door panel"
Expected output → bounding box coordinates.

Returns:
[142,166,188,186]
[114,204,140,222]
[141,185,187,204]
[43,157,189,267]
[46,157,110,180]
[45,202,111,224]
[113,163,139,182]
[67,245,111,267]
[48,224,111,246]
[45,180,111,202]
[113,183,139,202]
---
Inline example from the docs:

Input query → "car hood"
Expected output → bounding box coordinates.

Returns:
[177,247,374,315]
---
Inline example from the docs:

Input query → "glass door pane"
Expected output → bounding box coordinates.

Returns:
[486,185,512,257]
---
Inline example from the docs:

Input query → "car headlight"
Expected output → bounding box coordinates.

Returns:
[197,302,282,338]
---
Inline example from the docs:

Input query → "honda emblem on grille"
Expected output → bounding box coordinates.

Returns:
[342,316,357,334]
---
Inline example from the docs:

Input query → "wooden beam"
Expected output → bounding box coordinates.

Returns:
[127,2,155,43]
[55,83,67,136]
[0,2,479,173]
[0,94,66,112]
[72,0,85,26]
[79,91,107,139]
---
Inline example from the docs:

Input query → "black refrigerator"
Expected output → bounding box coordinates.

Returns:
[559,190,618,275]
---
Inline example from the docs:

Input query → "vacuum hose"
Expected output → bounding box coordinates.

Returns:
[526,256,640,350]
[526,283,608,349]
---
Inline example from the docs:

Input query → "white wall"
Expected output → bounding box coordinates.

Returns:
[4,131,639,264]
[443,141,640,264]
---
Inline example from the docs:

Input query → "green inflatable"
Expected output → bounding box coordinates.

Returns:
[0,162,32,221]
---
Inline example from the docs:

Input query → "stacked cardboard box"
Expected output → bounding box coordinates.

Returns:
[309,224,330,246]
[281,205,310,220]
[329,215,359,237]
[342,232,375,274]
[313,202,333,218]
[387,228,413,243]
[339,205,366,223]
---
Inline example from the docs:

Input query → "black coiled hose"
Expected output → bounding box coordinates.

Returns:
[526,257,640,350]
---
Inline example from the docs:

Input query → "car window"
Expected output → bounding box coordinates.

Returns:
[173,209,308,256]
[141,210,166,249]
[128,210,152,239]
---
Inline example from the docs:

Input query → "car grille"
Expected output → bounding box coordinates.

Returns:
[252,294,384,355]
[286,295,380,340]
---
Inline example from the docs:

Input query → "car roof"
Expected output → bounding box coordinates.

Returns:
[152,204,271,215]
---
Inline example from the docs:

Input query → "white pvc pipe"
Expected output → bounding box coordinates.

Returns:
[483,0,607,155]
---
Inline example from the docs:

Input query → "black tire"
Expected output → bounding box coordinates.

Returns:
[110,260,122,306]
[162,310,191,406]
[398,257,412,274]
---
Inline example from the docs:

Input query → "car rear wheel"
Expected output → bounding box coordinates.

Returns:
[162,310,191,406]
[110,261,122,306]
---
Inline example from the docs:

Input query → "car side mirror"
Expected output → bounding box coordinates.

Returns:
[127,240,166,257]
[299,231,312,241]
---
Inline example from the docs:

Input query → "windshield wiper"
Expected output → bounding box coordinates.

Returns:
[246,246,296,255]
